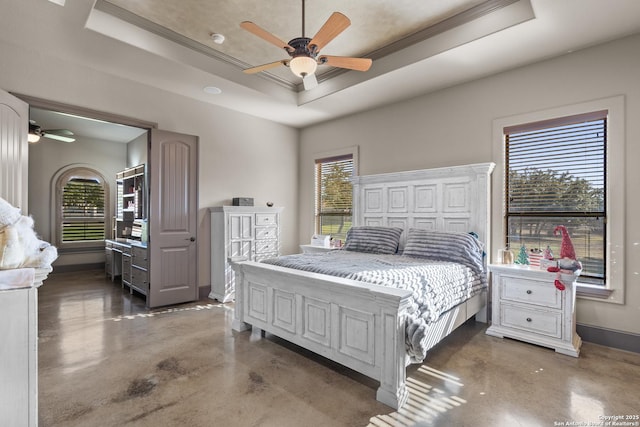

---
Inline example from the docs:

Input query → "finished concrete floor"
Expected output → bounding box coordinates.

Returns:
[38,269,640,427]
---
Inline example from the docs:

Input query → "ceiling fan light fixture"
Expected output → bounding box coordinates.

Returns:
[28,123,42,143]
[289,56,317,78]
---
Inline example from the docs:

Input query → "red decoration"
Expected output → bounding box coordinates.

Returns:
[547,266,560,273]
[554,279,566,291]
[554,225,577,260]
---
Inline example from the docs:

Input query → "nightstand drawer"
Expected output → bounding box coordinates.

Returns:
[499,276,561,309]
[255,227,277,240]
[501,304,562,339]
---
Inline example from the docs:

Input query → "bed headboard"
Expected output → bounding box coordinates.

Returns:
[352,162,495,255]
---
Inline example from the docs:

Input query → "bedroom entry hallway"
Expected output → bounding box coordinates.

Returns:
[38,270,640,427]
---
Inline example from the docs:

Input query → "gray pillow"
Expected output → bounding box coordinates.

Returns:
[402,229,485,275]
[343,226,404,254]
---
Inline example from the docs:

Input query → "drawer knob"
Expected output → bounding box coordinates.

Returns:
[526,317,532,322]
[526,290,532,294]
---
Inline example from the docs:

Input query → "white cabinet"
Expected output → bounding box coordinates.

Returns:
[486,264,581,357]
[0,268,51,427]
[210,206,283,303]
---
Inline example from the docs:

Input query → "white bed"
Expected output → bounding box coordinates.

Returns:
[231,162,495,409]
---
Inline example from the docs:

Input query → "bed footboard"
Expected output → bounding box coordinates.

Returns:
[231,260,412,409]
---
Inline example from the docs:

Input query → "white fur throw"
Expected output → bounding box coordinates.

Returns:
[0,197,58,270]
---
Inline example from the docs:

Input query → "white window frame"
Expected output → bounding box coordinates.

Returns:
[313,145,359,240]
[493,96,625,304]
[51,164,110,251]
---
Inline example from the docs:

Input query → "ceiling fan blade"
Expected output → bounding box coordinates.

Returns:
[308,12,350,52]
[302,73,318,90]
[318,55,372,72]
[243,60,288,74]
[43,129,74,136]
[42,132,75,143]
[240,21,293,51]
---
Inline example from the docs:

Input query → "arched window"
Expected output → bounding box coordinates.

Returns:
[53,165,109,250]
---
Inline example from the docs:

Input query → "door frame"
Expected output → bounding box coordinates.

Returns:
[13,94,158,131]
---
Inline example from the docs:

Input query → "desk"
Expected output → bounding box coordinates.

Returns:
[105,239,148,301]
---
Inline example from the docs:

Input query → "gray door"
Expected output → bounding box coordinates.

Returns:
[148,129,199,308]
[0,89,29,211]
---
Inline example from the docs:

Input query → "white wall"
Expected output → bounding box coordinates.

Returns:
[0,42,299,293]
[127,133,148,169]
[299,34,640,335]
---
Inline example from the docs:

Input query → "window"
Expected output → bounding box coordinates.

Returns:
[494,96,624,302]
[504,111,606,285]
[53,166,109,250]
[315,150,356,242]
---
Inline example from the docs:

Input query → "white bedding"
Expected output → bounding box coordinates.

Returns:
[262,250,485,362]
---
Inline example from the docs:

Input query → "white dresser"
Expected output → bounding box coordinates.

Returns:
[486,264,581,357]
[209,206,283,303]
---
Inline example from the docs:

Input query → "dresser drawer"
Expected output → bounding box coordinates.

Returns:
[499,275,561,309]
[131,266,149,294]
[255,213,277,226]
[255,240,278,255]
[131,246,148,269]
[255,226,277,240]
[255,252,278,262]
[122,254,132,283]
[500,304,562,339]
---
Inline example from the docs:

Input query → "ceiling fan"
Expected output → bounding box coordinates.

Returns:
[240,0,372,90]
[28,120,75,143]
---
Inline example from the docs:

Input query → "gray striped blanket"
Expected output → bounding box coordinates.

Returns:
[261,250,486,362]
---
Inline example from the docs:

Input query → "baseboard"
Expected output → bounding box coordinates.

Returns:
[51,263,105,273]
[198,286,211,300]
[577,323,640,354]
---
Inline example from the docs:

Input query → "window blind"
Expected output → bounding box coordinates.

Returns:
[62,178,106,242]
[315,155,353,215]
[315,154,353,240]
[504,110,607,285]
[506,112,606,216]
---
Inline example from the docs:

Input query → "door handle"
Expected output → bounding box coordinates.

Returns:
[186,237,195,242]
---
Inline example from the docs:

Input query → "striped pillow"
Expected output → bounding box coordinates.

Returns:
[402,229,485,275]
[343,226,404,254]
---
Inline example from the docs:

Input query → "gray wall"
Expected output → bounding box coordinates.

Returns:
[28,135,127,267]
[299,34,640,336]
[1,42,299,294]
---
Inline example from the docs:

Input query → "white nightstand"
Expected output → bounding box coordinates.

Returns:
[299,244,340,254]
[486,264,582,357]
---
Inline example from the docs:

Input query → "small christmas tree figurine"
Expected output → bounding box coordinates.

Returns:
[515,245,529,265]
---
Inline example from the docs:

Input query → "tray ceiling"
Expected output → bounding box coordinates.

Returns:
[94,0,510,88]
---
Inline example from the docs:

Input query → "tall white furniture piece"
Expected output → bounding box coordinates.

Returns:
[486,264,581,357]
[0,267,51,427]
[210,206,283,303]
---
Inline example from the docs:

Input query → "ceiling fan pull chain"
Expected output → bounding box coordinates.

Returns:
[301,0,305,37]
